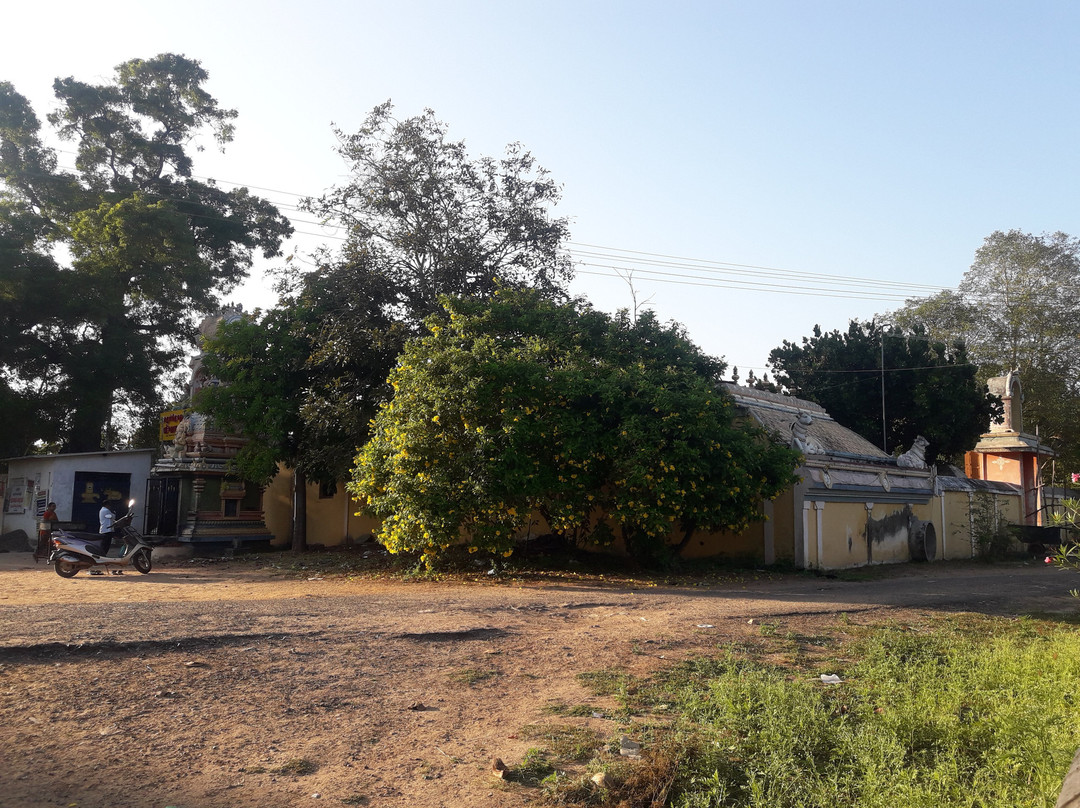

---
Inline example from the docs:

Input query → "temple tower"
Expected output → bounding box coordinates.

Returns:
[964,372,1053,525]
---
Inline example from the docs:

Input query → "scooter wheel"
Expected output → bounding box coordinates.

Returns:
[54,560,81,578]
[132,550,152,575]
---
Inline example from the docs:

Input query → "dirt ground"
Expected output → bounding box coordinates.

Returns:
[0,551,1075,808]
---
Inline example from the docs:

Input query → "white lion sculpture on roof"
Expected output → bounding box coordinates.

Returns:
[896,435,930,469]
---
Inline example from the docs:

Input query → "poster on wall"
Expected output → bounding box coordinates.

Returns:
[35,490,48,518]
[71,472,131,529]
[6,477,25,514]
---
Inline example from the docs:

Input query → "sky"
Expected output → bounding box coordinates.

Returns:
[4,0,1079,375]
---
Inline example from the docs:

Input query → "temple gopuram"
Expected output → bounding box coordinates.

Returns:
[144,309,274,548]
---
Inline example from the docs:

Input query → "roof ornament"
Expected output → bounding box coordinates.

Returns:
[791,411,823,456]
[896,435,930,469]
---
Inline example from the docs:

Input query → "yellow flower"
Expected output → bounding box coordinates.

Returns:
[468,546,478,553]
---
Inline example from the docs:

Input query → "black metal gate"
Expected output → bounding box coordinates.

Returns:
[145,477,181,536]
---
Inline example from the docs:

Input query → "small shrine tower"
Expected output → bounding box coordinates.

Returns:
[146,308,274,547]
[964,372,1053,525]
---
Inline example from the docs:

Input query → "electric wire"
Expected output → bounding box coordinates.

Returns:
[33,152,954,304]
[18,152,976,378]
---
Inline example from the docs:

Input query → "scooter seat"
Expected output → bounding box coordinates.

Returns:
[59,531,110,555]
[64,530,106,542]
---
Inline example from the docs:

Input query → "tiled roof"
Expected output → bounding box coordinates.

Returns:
[935,475,1020,494]
[721,382,891,461]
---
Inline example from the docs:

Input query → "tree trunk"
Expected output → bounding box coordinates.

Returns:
[292,468,308,553]
[673,523,697,556]
[64,316,122,453]
[64,391,113,452]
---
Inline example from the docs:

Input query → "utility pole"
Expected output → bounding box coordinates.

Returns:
[880,335,887,453]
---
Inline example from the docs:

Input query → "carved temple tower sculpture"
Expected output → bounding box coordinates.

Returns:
[964,372,1053,525]
[145,308,274,547]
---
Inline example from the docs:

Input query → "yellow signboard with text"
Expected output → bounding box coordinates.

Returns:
[160,409,186,443]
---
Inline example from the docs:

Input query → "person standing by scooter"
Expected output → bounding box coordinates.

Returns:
[35,502,58,561]
[94,499,119,575]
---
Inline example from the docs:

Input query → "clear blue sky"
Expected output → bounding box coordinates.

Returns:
[4,1,1078,374]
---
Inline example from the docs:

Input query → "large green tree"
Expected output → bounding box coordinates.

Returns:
[296,104,574,450]
[197,104,575,545]
[352,290,801,567]
[893,230,1080,470]
[196,254,406,550]
[0,54,291,453]
[768,320,998,462]
[302,102,574,326]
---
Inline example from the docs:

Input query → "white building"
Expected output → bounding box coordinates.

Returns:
[1,450,155,544]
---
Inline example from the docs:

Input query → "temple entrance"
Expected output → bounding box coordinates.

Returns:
[145,477,181,536]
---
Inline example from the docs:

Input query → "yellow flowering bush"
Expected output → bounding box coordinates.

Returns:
[351,291,800,566]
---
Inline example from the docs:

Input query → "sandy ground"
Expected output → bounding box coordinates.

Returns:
[0,551,1075,808]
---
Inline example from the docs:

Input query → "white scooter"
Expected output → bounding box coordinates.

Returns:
[47,499,156,578]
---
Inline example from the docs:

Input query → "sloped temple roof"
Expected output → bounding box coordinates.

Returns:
[721,382,890,461]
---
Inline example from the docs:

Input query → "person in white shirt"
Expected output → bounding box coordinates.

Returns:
[94,499,121,575]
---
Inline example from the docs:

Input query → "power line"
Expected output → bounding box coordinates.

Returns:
[46,154,953,300]
[576,266,915,302]
[569,242,949,295]
[19,156,958,304]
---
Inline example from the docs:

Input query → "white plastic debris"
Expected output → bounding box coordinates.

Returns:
[819,674,842,684]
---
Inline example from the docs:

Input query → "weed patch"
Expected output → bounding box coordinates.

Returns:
[576,669,629,697]
[549,616,1080,807]
[272,758,317,776]
[519,723,602,762]
[658,617,1080,807]
[447,667,498,686]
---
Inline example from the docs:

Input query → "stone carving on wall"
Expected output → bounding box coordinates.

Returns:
[896,435,930,469]
[170,415,192,459]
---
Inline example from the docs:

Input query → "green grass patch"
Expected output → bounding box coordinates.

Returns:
[513,747,557,785]
[519,723,603,762]
[447,667,499,686]
[541,615,1080,807]
[576,668,630,697]
[651,615,1080,807]
[544,702,600,717]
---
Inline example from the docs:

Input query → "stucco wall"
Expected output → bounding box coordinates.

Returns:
[307,483,381,548]
[263,471,293,548]
[770,489,798,563]
[938,488,1025,559]
[686,517,767,561]
[264,468,383,549]
[940,490,976,559]
[259,467,1029,570]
